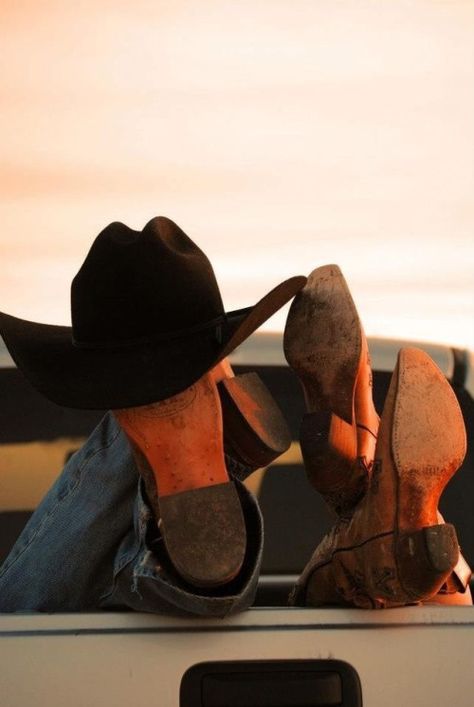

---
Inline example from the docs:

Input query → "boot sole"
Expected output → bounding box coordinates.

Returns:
[283,264,363,500]
[391,347,467,600]
[159,482,247,588]
[283,264,361,425]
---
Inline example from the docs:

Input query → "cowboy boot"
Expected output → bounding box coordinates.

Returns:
[284,264,379,515]
[291,347,468,608]
[114,370,247,589]
[211,359,291,478]
[285,266,471,602]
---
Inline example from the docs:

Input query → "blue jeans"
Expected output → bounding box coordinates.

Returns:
[0,413,263,616]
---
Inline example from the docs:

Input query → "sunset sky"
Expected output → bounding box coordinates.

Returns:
[1,1,473,348]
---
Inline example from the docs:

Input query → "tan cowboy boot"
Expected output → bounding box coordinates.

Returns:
[291,348,469,608]
[114,359,290,588]
[115,370,247,589]
[284,264,379,514]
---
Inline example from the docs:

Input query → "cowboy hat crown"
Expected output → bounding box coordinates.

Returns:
[71,217,225,349]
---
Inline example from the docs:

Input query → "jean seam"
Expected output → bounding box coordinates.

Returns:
[0,427,122,580]
[99,546,141,603]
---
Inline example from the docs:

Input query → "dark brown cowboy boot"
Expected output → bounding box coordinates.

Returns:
[284,264,379,514]
[114,370,247,589]
[291,348,469,608]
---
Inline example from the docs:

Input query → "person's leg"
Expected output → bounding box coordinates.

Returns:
[0,412,136,611]
[0,365,276,615]
[110,361,287,603]
[0,412,263,615]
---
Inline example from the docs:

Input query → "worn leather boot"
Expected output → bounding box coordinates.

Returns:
[284,264,379,514]
[114,370,247,589]
[114,359,290,589]
[285,266,471,604]
[291,348,469,608]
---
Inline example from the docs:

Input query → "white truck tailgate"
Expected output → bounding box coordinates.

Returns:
[1,606,474,706]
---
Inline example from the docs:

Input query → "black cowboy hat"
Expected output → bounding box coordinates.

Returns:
[0,217,306,409]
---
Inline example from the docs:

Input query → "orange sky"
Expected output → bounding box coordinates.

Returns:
[1,1,473,348]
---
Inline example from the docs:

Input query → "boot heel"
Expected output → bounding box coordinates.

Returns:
[300,411,343,495]
[160,482,246,588]
[396,524,459,600]
[218,372,291,470]
[300,412,367,513]
[300,411,332,475]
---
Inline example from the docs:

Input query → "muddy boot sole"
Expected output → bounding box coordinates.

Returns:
[284,264,370,509]
[159,482,247,588]
[284,264,361,424]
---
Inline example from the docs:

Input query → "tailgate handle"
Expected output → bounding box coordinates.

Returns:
[181,660,362,707]
[203,670,341,706]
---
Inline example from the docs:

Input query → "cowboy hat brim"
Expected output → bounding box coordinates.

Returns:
[0,275,306,409]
